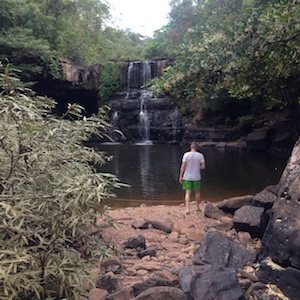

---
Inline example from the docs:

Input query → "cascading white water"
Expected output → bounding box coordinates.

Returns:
[139,93,151,141]
[112,111,119,129]
[142,61,151,87]
[125,62,133,99]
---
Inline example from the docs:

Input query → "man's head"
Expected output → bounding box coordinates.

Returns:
[190,141,198,150]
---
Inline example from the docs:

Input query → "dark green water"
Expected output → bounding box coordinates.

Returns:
[94,143,290,209]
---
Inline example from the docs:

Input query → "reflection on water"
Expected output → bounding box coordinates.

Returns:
[94,143,290,209]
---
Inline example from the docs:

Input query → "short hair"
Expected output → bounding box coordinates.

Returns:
[190,141,198,150]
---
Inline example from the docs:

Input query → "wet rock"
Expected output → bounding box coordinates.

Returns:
[123,235,146,250]
[192,230,256,270]
[217,195,254,214]
[134,286,188,300]
[233,205,268,238]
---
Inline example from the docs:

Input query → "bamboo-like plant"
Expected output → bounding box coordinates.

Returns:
[0,62,122,299]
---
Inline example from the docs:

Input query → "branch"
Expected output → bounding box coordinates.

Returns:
[264,30,300,47]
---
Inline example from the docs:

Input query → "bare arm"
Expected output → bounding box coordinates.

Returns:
[200,162,206,171]
[179,162,186,184]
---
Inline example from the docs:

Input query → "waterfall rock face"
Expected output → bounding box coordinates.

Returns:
[109,91,183,143]
[127,61,157,89]
[110,61,183,143]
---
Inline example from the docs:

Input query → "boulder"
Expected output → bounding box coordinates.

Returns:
[106,286,135,300]
[252,185,277,209]
[256,258,300,300]
[246,128,271,151]
[131,220,150,229]
[217,195,254,214]
[147,218,174,233]
[179,265,245,300]
[204,202,228,220]
[256,137,300,300]
[274,130,294,149]
[123,234,146,250]
[89,288,109,300]
[237,231,253,246]
[132,277,176,296]
[138,247,156,259]
[233,205,268,238]
[258,198,300,269]
[192,230,256,270]
[134,286,188,300]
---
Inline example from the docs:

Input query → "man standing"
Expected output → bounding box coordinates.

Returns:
[179,141,206,214]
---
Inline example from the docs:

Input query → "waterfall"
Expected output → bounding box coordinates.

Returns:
[108,60,184,143]
[170,108,182,141]
[125,63,133,99]
[112,111,119,129]
[127,61,155,90]
[139,93,151,142]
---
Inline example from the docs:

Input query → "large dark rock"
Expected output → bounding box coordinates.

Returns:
[256,137,300,299]
[204,202,228,220]
[108,95,183,143]
[233,205,268,238]
[134,286,188,300]
[259,138,300,269]
[147,218,174,233]
[132,277,180,297]
[256,258,300,300]
[179,265,245,300]
[246,128,271,151]
[123,235,146,250]
[192,230,256,270]
[217,195,254,214]
[258,198,300,269]
[252,185,277,209]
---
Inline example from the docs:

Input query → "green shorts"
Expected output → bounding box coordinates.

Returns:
[182,180,201,191]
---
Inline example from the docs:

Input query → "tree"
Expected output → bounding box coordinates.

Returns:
[150,0,300,132]
[0,62,123,299]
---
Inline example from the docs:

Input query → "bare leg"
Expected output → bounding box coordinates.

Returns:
[195,190,201,211]
[185,190,192,213]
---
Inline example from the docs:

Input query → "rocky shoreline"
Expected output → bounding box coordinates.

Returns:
[81,137,300,300]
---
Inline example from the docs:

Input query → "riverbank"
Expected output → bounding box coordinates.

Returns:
[82,198,290,300]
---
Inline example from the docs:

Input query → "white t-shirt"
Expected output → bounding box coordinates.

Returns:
[182,151,205,181]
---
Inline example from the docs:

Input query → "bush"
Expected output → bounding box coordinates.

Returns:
[237,114,254,131]
[0,63,122,299]
[99,62,127,103]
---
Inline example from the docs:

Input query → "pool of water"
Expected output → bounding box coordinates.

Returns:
[93,143,290,209]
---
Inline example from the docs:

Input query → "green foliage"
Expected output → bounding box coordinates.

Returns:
[237,114,254,131]
[0,0,149,79]
[99,62,127,103]
[151,0,300,126]
[0,63,123,299]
